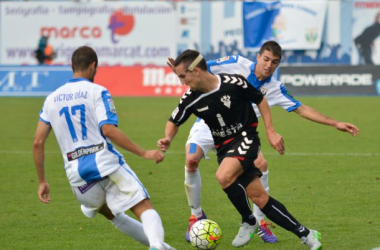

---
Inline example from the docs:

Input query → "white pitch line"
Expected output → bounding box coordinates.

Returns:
[370,248,380,250]
[0,150,378,157]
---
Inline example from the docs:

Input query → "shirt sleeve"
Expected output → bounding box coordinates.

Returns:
[39,98,50,125]
[96,89,118,128]
[168,89,194,126]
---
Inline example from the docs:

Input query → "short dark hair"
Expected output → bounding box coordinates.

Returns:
[174,49,207,71]
[259,41,282,60]
[71,46,98,72]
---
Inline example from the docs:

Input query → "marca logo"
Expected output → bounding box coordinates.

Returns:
[108,10,135,44]
[41,26,102,39]
[142,68,180,87]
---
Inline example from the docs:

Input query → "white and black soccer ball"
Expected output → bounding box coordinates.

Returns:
[189,219,222,250]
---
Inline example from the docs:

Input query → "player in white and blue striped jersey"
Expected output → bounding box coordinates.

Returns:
[33,46,175,250]
[179,41,359,248]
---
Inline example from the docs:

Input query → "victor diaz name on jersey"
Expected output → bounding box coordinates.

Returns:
[170,73,264,145]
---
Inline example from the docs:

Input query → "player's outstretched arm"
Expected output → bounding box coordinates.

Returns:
[294,104,360,136]
[32,121,52,204]
[101,124,164,164]
[257,97,285,155]
[157,121,179,152]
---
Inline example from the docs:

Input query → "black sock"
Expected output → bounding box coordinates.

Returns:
[223,180,256,225]
[261,196,309,238]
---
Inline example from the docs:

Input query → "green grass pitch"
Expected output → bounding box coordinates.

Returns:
[0,96,379,250]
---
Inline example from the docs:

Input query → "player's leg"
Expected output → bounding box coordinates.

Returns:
[106,167,170,250]
[246,178,322,250]
[184,120,213,242]
[72,177,174,250]
[216,157,259,247]
[253,152,278,243]
[215,132,262,247]
[130,199,165,250]
[185,143,205,218]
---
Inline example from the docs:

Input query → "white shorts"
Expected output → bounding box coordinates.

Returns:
[186,118,215,159]
[71,164,149,218]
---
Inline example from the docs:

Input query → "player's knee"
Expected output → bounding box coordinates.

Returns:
[254,157,268,172]
[215,171,235,189]
[186,158,200,172]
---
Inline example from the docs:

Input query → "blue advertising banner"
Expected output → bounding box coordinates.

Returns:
[243,0,327,50]
[243,1,280,49]
[0,66,72,96]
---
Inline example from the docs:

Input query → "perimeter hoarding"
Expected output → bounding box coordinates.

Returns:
[0,66,186,97]
[280,65,380,96]
[0,2,176,66]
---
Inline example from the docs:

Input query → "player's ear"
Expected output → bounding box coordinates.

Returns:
[194,67,200,76]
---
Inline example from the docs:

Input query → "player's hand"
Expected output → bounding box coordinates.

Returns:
[143,150,164,164]
[37,181,51,204]
[167,57,176,73]
[267,132,285,155]
[157,137,171,152]
[336,122,360,136]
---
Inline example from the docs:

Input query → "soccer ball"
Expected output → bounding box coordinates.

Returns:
[189,219,222,250]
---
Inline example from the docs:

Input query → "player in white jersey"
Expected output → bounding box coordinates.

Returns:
[33,46,175,250]
[176,41,359,247]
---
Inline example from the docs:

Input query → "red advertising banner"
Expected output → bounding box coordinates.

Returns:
[95,66,187,96]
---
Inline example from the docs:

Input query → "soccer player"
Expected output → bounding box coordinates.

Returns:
[158,49,323,250]
[32,46,175,250]
[170,41,359,246]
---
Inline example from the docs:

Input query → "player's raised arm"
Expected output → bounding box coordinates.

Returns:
[294,104,360,136]
[257,97,285,155]
[157,121,179,152]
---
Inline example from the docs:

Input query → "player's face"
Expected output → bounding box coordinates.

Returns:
[175,63,198,90]
[255,50,280,80]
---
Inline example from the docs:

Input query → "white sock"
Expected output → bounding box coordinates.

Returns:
[184,166,203,217]
[253,170,269,222]
[140,209,165,250]
[111,213,172,250]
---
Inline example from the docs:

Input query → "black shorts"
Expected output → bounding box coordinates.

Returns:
[216,130,261,174]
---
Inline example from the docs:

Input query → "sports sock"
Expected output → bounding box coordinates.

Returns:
[111,213,150,245]
[185,166,203,218]
[223,180,256,225]
[261,196,310,238]
[140,209,165,250]
[111,213,172,250]
[253,170,269,222]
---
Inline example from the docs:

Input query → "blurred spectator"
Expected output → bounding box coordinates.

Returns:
[354,11,380,65]
[34,35,56,65]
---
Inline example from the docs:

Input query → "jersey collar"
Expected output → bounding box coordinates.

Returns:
[67,78,92,83]
[248,62,272,89]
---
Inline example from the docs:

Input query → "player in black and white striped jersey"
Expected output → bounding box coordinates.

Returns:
[158,49,322,250]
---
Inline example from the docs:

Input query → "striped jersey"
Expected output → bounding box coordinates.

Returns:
[207,55,301,116]
[169,74,263,145]
[39,78,125,187]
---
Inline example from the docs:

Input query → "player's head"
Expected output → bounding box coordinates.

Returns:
[255,41,282,80]
[71,46,98,82]
[173,49,207,90]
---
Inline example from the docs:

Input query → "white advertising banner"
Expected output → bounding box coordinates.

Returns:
[243,0,327,50]
[0,2,176,65]
[352,0,380,65]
